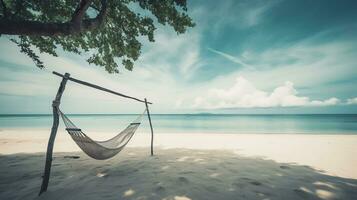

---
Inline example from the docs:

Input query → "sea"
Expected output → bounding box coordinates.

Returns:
[0,114,357,134]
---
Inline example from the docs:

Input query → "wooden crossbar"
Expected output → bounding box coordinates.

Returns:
[53,71,152,104]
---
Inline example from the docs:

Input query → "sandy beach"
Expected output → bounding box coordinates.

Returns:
[1,129,357,200]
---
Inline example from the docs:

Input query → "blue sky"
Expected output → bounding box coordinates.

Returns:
[0,0,357,114]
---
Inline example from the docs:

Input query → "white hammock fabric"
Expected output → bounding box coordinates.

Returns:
[59,109,146,160]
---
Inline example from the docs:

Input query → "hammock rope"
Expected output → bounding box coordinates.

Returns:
[58,109,147,160]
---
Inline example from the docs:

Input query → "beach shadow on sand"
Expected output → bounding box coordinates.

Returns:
[1,148,357,200]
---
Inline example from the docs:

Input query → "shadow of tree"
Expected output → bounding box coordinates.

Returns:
[0,148,356,200]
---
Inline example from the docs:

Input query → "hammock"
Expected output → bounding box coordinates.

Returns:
[59,109,146,160]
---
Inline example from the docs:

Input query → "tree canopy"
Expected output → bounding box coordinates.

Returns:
[0,0,194,73]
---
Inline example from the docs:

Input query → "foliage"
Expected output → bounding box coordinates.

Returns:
[0,0,194,73]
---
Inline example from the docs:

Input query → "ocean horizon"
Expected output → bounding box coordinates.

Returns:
[1,114,357,134]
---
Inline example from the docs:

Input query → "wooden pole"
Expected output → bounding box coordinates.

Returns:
[144,98,154,156]
[39,73,70,195]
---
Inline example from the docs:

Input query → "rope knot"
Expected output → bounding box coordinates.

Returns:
[52,100,60,107]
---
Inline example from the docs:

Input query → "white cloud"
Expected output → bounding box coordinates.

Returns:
[347,97,357,105]
[310,98,341,106]
[192,76,341,109]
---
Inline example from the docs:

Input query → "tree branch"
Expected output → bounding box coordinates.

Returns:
[71,0,92,32]
[83,0,107,30]
[0,0,108,36]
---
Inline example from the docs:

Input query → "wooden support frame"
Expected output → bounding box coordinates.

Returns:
[39,71,154,195]
[39,72,70,195]
[145,98,154,156]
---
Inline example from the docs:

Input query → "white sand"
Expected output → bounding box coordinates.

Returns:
[1,129,357,179]
[1,129,357,199]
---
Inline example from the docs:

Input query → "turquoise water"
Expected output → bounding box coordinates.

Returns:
[0,114,357,134]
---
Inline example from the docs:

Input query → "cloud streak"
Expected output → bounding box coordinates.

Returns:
[208,48,253,69]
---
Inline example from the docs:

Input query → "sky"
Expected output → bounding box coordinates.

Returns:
[0,0,357,114]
